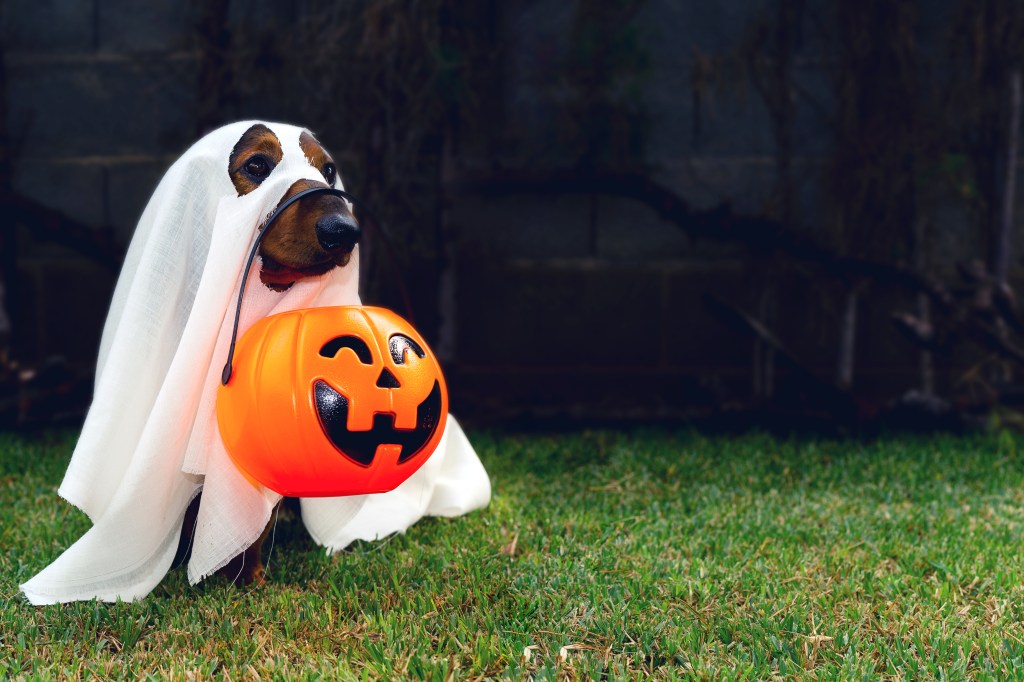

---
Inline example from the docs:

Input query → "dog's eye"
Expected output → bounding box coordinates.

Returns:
[243,155,273,179]
[323,163,337,186]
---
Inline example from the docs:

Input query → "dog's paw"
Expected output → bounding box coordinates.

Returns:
[237,563,266,588]
[216,554,267,588]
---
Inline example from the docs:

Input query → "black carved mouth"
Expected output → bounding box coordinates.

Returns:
[313,380,443,467]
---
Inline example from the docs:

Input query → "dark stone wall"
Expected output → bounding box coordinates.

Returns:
[4,0,202,366]
[2,0,1016,418]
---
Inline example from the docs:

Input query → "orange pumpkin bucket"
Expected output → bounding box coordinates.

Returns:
[216,187,447,497]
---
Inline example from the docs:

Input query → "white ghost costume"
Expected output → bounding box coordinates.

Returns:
[21,121,491,605]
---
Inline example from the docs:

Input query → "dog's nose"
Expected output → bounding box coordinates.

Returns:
[315,214,361,252]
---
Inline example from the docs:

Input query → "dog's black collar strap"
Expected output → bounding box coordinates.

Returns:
[221,186,357,385]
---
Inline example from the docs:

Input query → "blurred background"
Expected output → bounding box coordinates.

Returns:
[3,0,1024,432]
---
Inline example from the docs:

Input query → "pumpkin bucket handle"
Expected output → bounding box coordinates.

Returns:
[222,186,355,385]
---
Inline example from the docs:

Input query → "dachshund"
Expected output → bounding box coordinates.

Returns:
[177,123,360,586]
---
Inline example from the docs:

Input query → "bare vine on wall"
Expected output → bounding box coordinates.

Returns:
[556,0,652,173]
[681,0,1024,425]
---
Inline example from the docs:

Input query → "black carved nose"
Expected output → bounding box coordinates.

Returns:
[315,213,361,252]
[376,368,400,388]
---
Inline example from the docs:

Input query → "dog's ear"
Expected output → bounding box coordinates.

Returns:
[299,131,338,187]
[229,124,284,196]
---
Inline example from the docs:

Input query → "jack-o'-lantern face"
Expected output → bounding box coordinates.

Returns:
[311,313,443,467]
[216,306,448,497]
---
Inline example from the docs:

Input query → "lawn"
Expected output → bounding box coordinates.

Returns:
[4,429,1024,679]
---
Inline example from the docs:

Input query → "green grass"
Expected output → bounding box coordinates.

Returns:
[4,430,1024,679]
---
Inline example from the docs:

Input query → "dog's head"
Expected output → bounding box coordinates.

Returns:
[228,123,360,291]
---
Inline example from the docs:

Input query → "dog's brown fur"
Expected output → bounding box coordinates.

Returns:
[178,125,358,587]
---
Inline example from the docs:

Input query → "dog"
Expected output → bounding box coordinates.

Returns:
[178,123,361,586]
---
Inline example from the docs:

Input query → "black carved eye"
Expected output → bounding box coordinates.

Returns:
[320,336,372,363]
[243,154,273,180]
[323,162,337,186]
[389,334,425,365]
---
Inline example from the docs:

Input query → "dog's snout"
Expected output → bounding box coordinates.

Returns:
[315,214,361,252]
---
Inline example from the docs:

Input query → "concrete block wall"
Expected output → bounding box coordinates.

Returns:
[444,0,1001,415]
[0,0,1010,416]
[4,0,200,364]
